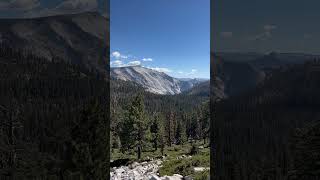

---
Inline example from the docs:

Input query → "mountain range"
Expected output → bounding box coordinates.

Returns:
[110,52,320,96]
[0,11,109,74]
[0,12,208,96]
[212,52,320,97]
[0,12,318,97]
[111,65,208,95]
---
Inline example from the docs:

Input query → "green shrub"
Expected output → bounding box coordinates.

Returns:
[193,170,209,180]
[189,144,199,155]
[159,152,209,177]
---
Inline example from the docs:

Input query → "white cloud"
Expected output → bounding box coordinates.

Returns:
[191,69,198,74]
[127,60,141,66]
[0,0,40,11]
[150,67,172,73]
[110,60,123,67]
[250,24,277,41]
[251,33,271,41]
[175,69,198,76]
[221,31,233,38]
[111,51,128,59]
[111,60,141,67]
[111,51,121,58]
[142,58,153,62]
[186,69,198,76]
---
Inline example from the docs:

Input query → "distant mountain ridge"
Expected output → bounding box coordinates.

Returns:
[111,50,317,96]
[214,51,320,65]
[184,80,210,97]
[212,52,320,97]
[0,12,109,74]
[111,66,207,95]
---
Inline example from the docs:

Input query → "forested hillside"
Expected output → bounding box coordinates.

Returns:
[0,45,109,179]
[213,60,320,180]
[110,78,210,153]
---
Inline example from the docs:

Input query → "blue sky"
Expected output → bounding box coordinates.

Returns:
[212,0,320,54]
[111,0,210,79]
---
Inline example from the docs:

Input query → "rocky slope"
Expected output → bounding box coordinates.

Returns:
[111,66,206,95]
[110,156,209,180]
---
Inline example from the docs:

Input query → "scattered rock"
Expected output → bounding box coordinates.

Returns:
[184,176,193,180]
[176,155,191,160]
[130,162,140,169]
[150,174,162,180]
[162,174,184,180]
[155,160,162,165]
[110,159,202,180]
[193,167,210,172]
[110,160,163,180]
[115,167,125,174]
[173,174,183,178]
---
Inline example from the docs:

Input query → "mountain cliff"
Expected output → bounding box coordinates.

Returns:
[111,66,206,95]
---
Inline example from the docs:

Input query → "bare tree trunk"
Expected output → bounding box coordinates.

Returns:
[137,143,141,160]
[161,143,164,156]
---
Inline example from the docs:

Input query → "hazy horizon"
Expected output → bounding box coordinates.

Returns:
[213,50,320,55]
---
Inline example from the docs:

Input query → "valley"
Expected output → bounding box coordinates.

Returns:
[0,9,319,180]
[212,52,320,179]
[110,67,210,179]
[109,51,320,179]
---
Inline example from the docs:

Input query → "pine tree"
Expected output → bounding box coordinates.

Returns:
[158,114,166,156]
[190,111,200,140]
[70,100,108,180]
[119,109,135,152]
[150,114,160,151]
[175,120,182,145]
[290,121,320,179]
[200,101,210,144]
[120,94,148,159]
[180,113,188,145]
[166,111,175,146]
